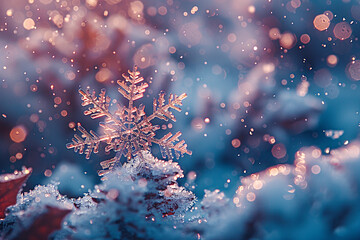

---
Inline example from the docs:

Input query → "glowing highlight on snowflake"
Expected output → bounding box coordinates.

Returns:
[67,66,192,176]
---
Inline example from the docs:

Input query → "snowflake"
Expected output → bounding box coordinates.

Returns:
[67,66,192,176]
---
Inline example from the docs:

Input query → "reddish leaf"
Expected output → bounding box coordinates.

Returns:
[0,167,32,219]
[17,205,71,240]
[162,211,175,218]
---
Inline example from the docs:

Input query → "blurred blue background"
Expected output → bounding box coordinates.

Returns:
[0,0,360,198]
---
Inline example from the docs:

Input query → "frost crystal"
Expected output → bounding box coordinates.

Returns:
[67,67,192,176]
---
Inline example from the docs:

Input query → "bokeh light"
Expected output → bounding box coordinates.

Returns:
[313,14,330,31]
[10,126,27,143]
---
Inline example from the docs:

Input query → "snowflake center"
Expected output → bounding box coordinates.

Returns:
[122,122,140,142]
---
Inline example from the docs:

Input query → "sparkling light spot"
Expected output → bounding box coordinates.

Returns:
[248,5,256,14]
[191,6,198,14]
[227,33,237,43]
[333,22,352,40]
[327,55,338,67]
[347,60,360,81]
[279,32,296,49]
[23,18,35,30]
[311,148,321,158]
[54,96,62,105]
[291,0,301,8]
[324,10,334,21]
[158,6,167,15]
[187,171,197,181]
[253,180,263,190]
[313,14,330,31]
[15,153,23,160]
[10,126,27,143]
[271,143,287,159]
[61,110,68,117]
[44,169,52,177]
[300,34,310,44]
[311,165,321,174]
[269,167,279,176]
[246,192,256,202]
[95,68,112,82]
[269,28,281,40]
[6,9,13,17]
[231,139,241,148]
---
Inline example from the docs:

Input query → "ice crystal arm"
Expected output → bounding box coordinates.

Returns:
[117,67,149,121]
[66,125,101,159]
[80,88,111,120]
[144,92,191,160]
[67,88,123,159]
[79,88,125,130]
[148,92,187,122]
[117,68,148,102]
[98,154,121,176]
[156,131,192,160]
